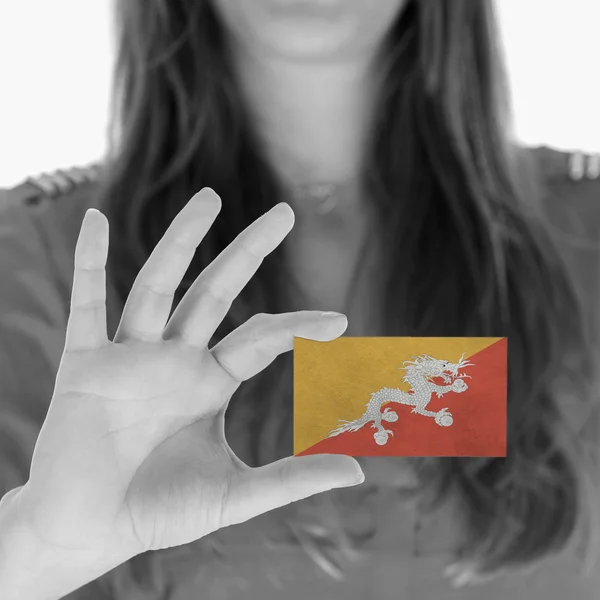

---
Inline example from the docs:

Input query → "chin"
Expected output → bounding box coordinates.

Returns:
[211,0,406,64]
[253,9,359,62]
[266,31,357,62]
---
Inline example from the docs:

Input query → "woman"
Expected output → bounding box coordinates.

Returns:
[0,0,599,598]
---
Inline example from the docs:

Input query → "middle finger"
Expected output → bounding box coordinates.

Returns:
[113,188,222,344]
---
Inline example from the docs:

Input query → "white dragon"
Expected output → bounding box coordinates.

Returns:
[327,353,474,446]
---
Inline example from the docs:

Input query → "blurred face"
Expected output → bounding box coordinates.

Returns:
[209,0,408,63]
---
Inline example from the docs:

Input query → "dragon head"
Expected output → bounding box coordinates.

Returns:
[399,352,474,381]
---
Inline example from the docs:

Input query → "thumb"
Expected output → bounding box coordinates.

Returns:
[224,454,365,526]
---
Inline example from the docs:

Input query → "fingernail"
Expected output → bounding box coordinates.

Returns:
[338,469,365,488]
[272,202,294,217]
[321,311,346,319]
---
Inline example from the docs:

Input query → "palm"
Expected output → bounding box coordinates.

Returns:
[85,341,245,552]
[119,404,239,553]
[57,339,239,441]
[19,191,363,566]
[29,341,240,552]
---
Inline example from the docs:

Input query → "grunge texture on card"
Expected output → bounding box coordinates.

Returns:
[293,337,507,457]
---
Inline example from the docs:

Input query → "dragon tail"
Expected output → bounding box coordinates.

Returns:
[327,414,370,438]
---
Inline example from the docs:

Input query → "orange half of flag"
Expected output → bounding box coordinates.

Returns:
[293,337,507,457]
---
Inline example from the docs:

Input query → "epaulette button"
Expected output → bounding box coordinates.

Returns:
[567,150,600,181]
[23,164,100,200]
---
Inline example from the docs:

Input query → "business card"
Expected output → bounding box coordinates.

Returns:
[293,337,507,457]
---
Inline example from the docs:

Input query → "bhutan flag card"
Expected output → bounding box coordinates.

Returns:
[293,337,507,457]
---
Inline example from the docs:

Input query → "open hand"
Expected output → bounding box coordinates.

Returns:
[15,189,364,566]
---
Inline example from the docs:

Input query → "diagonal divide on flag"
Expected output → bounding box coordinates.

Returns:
[293,337,507,457]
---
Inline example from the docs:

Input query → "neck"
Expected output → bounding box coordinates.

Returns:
[230,49,378,199]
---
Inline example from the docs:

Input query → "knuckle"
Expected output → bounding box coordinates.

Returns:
[75,264,104,273]
[200,280,233,305]
[72,298,105,311]
[167,231,197,253]
[163,218,199,250]
[239,239,263,261]
[137,278,172,299]
[247,313,294,344]
[246,313,279,345]
[123,324,158,343]
[237,222,268,252]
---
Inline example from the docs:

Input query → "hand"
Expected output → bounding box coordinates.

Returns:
[15,189,364,567]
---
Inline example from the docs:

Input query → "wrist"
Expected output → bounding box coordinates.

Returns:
[0,485,126,600]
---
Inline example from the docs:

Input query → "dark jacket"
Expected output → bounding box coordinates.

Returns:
[0,145,598,600]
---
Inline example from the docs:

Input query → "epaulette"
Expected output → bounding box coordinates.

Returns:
[1,146,598,208]
[531,145,600,182]
[0,163,102,209]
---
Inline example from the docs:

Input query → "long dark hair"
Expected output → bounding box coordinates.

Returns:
[92,0,598,594]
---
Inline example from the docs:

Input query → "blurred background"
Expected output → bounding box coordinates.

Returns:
[0,0,599,188]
